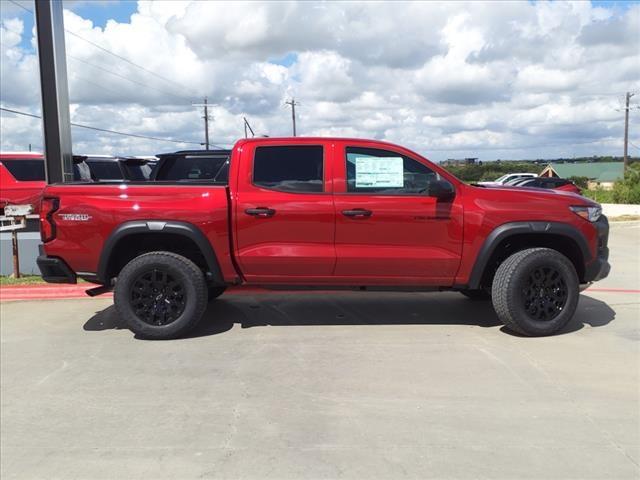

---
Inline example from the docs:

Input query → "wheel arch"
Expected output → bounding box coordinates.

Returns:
[97,220,224,285]
[466,221,591,290]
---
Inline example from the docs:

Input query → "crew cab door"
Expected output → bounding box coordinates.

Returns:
[234,142,335,282]
[332,143,463,285]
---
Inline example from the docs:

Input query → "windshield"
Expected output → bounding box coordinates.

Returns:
[494,174,509,183]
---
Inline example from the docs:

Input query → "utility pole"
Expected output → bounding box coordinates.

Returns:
[624,92,634,172]
[285,98,299,136]
[192,97,212,150]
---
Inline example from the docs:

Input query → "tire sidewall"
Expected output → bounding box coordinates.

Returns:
[114,254,206,339]
[507,251,579,336]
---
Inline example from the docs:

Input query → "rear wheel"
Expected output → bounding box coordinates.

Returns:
[491,248,579,336]
[114,251,207,339]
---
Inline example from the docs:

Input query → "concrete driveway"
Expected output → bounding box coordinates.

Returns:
[1,223,638,479]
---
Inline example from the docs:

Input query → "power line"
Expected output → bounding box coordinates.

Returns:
[0,106,203,145]
[7,0,194,97]
[64,30,194,95]
[71,74,124,98]
[67,54,185,101]
[7,0,30,14]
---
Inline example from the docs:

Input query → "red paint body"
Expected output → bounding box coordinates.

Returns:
[40,138,603,288]
[0,153,46,213]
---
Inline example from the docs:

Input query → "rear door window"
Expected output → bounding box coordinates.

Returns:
[2,159,45,181]
[253,146,324,193]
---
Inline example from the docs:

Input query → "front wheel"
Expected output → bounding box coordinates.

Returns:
[491,248,579,336]
[114,251,208,340]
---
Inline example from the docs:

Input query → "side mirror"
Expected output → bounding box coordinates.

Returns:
[428,180,455,201]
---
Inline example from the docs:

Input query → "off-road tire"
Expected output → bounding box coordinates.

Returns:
[491,248,579,336]
[460,289,491,301]
[114,251,208,340]
[208,286,226,301]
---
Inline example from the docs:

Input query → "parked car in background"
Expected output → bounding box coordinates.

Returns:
[478,172,538,186]
[0,152,45,214]
[152,149,231,182]
[510,177,582,194]
[74,155,154,182]
[38,137,609,340]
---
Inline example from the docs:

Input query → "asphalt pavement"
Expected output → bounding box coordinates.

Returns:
[1,222,638,479]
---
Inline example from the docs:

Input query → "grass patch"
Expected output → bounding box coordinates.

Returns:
[0,275,46,286]
[582,189,615,203]
[609,215,640,222]
[0,275,87,286]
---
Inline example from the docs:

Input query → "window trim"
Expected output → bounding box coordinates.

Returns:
[342,146,453,197]
[250,144,327,195]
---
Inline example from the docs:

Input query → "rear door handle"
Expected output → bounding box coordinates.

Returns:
[245,207,276,218]
[342,209,372,218]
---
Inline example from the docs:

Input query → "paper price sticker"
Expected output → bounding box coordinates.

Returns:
[355,156,404,188]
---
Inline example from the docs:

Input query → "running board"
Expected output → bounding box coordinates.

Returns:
[85,285,113,297]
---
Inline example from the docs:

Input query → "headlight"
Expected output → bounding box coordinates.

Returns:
[570,205,602,222]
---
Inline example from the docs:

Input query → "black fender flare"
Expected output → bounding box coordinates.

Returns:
[97,220,224,284]
[465,221,592,289]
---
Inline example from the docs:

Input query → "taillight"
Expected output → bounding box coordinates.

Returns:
[40,197,59,242]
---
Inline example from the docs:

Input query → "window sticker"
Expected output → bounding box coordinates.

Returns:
[355,156,404,188]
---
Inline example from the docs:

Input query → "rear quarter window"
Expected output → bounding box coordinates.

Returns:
[2,159,45,181]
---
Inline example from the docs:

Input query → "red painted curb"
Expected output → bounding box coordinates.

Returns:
[586,287,640,294]
[1,284,637,302]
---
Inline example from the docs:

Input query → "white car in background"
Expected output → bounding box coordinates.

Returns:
[477,173,538,186]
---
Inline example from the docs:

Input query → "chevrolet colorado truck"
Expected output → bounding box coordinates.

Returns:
[37,137,610,339]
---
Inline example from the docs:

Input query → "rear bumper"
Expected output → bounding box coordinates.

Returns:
[36,246,77,284]
[583,215,610,283]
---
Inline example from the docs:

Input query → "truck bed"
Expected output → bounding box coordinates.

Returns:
[42,183,237,282]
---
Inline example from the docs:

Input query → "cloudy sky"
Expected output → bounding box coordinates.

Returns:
[0,0,638,161]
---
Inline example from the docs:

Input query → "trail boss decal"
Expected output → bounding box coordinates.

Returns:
[59,213,92,222]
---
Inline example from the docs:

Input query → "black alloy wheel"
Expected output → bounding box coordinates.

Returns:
[131,268,186,326]
[521,266,568,322]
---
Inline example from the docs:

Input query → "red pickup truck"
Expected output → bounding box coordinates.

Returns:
[0,152,46,214]
[37,137,610,339]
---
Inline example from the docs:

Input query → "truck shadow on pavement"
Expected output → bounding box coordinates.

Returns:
[83,292,616,339]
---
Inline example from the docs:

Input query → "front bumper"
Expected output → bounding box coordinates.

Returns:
[583,215,610,283]
[36,245,77,284]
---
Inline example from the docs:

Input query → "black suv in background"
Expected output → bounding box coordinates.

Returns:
[73,155,155,182]
[152,150,232,182]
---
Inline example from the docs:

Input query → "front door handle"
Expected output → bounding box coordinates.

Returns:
[342,209,372,218]
[245,207,276,218]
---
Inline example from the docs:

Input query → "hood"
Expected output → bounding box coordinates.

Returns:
[468,183,598,206]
